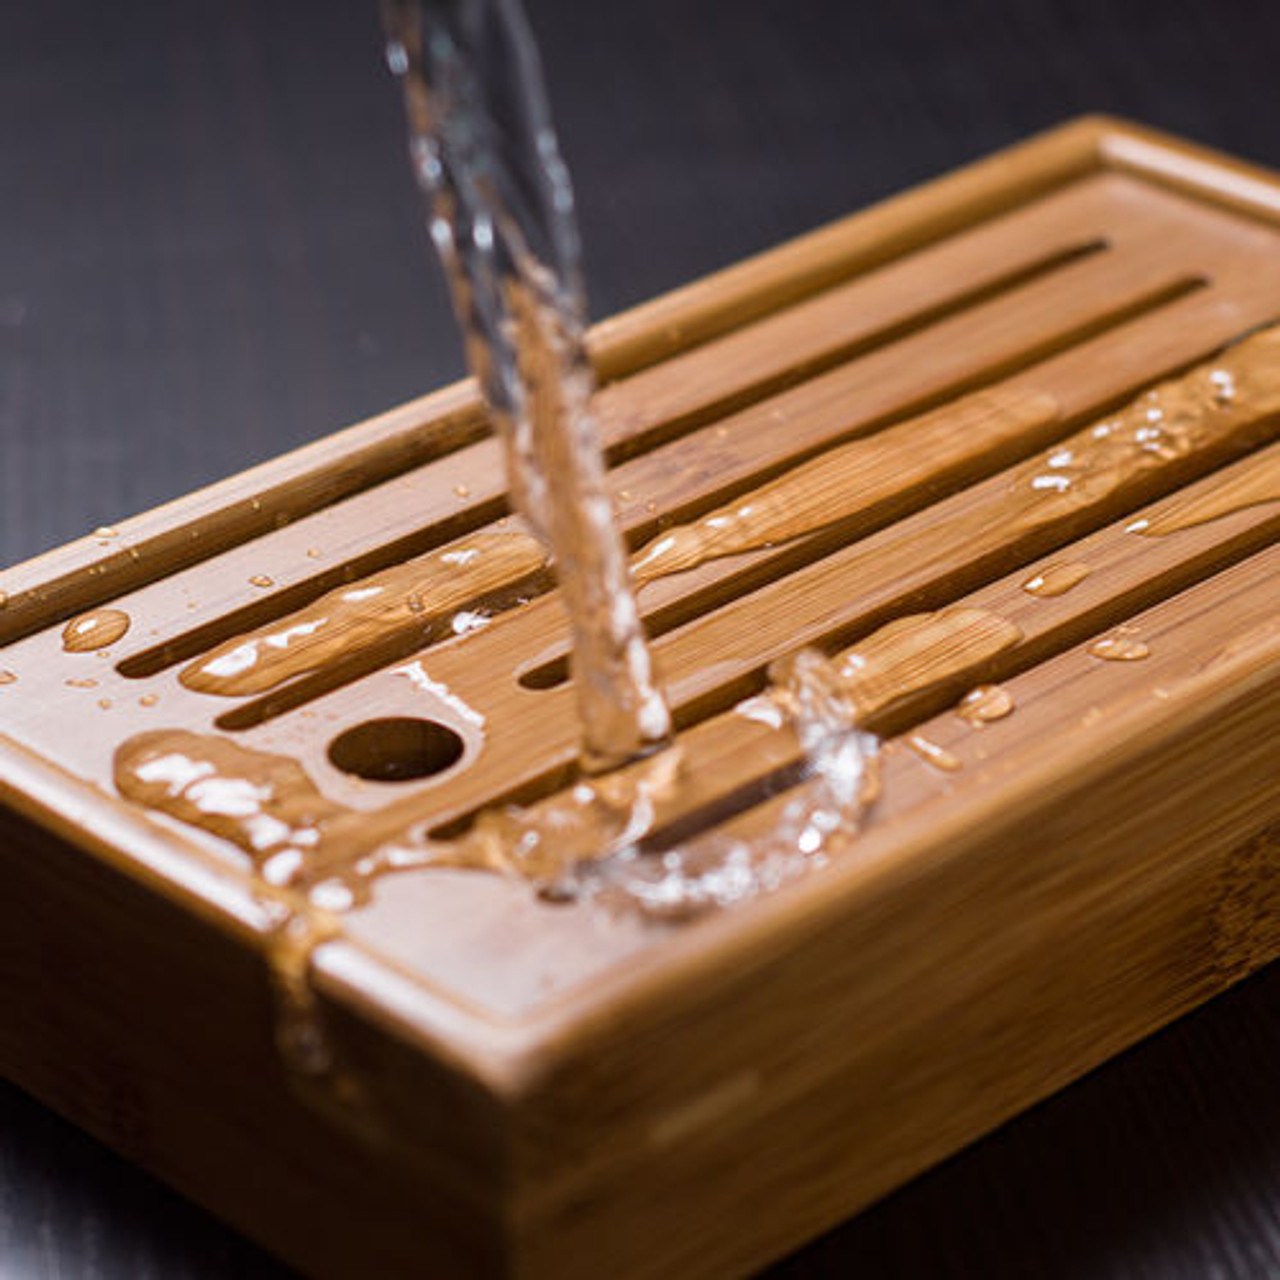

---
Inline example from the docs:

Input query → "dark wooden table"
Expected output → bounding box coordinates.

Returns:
[2,1,1277,1275]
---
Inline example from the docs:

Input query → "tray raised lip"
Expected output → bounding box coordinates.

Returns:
[3,113,1280,1101]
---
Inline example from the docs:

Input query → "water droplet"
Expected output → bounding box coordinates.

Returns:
[61,608,131,652]
[453,483,470,498]
[905,735,962,771]
[0,590,9,608]
[0,669,16,686]
[956,685,1015,727]
[306,548,322,559]
[98,698,113,710]
[250,575,275,588]
[65,677,99,689]
[92,525,119,539]
[114,730,346,869]
[1087,634,1150,662]
[1022,562,1091,597]
[139,693,159,707]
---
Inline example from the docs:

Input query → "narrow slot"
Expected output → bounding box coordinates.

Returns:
[519,274,1210,692]
[599,239,1108,467]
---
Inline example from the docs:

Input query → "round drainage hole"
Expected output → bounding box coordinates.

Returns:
[327,717,464,782]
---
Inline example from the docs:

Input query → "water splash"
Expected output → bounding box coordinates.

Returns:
[383,0,670,769]
[462,649,880,921]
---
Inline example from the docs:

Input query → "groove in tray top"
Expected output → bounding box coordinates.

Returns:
[587,236,1107,467]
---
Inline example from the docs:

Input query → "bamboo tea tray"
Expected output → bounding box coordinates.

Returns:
[2,117,1278,1278]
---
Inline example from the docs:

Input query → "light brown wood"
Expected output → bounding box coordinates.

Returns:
[1,116,1278,1280]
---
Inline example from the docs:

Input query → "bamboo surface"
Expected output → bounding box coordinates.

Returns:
[1,116,1278,1279]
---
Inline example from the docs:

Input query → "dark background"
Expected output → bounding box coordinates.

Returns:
[2,0,1278,1275]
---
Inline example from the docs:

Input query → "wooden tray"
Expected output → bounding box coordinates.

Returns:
[2,116,1278,1279]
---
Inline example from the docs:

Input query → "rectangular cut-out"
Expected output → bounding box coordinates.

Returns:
[1,118,1278,1279]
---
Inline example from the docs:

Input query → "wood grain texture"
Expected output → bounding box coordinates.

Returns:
[3,2,1280,1278]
